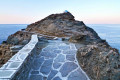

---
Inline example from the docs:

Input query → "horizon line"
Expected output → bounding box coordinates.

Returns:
[0,23,120,25]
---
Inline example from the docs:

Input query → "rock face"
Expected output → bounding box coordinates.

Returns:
[77,42,120,80]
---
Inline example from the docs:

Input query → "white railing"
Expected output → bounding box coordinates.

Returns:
[0,34,38,80]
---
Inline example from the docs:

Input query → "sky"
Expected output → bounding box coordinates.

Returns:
[0,0,120,24]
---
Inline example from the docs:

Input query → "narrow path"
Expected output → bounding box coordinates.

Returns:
[28,39,89,80]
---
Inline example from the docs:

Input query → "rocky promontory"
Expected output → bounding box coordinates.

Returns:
[6,12,101,45]
[0,11,120,80]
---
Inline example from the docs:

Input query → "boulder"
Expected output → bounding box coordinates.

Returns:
[10,45,23,53]
[7,31,32,45]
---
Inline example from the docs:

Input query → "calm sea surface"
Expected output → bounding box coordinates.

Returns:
[0,24,120,51]
[0,24,27,44]
[87,24,120,52]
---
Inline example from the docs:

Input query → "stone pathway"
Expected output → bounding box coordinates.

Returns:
[28,40,89,80]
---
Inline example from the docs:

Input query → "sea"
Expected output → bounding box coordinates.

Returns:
[87,24,120,52]
[0,24,120,52]
[0,24,27,43]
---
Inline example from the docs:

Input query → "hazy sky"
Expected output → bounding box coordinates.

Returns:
[0,0,120,24]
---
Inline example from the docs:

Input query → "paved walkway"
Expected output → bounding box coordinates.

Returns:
[28,40,89,80]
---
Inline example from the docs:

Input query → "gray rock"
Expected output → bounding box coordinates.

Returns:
[53,49,61,54]
[22,39,29,45]
[60,62,78,77]
[11,37,19,45]
[66,55,75,61]
[40,59,53,75]
[69,34,85,42]
[63,50,76,54]
[40,51,57,58]
[31,71,39,75]
[10,45,23,50]
[32,57,44,70]
[53,76,62,80]
[7,31,32,45]
[54,54,65,62]
[53,62,62,69]
[10,45,23,53]
[29,75,43,80]
[68,69,87,80]
[43,45,58,52]
[58,45,70,50]
[47,70,58,80]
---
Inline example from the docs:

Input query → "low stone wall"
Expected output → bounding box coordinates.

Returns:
[0,35,38,80]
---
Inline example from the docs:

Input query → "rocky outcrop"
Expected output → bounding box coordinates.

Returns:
[6,12,100,45]
[7,31,33,45]
[77,42,120,80]
[0,11,120,80]
[26,12,100,44]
